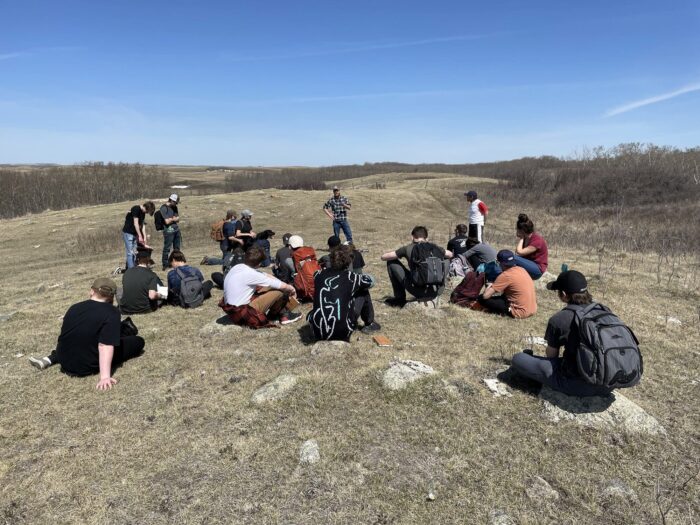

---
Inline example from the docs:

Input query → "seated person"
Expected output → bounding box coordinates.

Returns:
[253,230,275,267]
[167,250,214,307]
[508,270,613,396]
[220,246,301,327]
[120,251,164,314]
[514,213,548,279]
[309,245,380,341]
[462,236,497,271]
[380,226,453,308]
[273,233,295,283]
[477,250,537,319]
[447,224,470,257]
[202,210,242,265]
[28,278,145,390]
[320,236,365,274]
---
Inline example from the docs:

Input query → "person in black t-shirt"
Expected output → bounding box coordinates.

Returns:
[446,224,470,257]
[28,278,145,390]
[320,236,366,274]
[120,252,164,314]
[121,201,155,271]
[508,270,612,397]
[308,245,380,341]
[235,210,257,250]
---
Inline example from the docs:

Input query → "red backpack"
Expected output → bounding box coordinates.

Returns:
[450,271,485,308]
[292,246,321,300]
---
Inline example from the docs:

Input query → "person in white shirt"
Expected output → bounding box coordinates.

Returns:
[223,246,301,325]
[465,190,488,242]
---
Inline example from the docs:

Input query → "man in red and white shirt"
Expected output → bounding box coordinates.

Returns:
[465,190,488,242]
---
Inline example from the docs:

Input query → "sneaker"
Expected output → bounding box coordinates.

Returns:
[28,356,52,370]
[112,266,123,276]
[361,322,382,334]
[384,297,406,308]
[200,256,209,265]
[279,311,302,325]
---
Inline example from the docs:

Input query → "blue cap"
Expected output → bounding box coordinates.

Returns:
[497,249,516,267]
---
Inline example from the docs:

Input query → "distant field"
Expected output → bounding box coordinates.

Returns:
[0,171,697,524]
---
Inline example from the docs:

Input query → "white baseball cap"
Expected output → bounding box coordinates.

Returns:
[169,193,180,202]
[288,235,304,249]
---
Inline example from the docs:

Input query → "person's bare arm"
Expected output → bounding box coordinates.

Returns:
[545,345,560,359]
[515,238,536,256]
[148,290,159,300]
[482,283,496,299]
[324,208,334,220]
[445,249,454,259]
[381,251,398,261]
[96,343,117,390]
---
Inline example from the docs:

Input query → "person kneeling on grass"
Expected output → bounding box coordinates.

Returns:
[508,270,622,397]
[167,250,214,307]
[28,278,145,390]
[220,246,302,328]
[477,250,537,319]
[120,251,164,314]
[309,244,380,341]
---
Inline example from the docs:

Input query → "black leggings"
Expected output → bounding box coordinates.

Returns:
[477,295,513,316]
[50,336,145,376]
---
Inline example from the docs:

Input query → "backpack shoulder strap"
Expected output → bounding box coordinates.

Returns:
[175,267,186,280]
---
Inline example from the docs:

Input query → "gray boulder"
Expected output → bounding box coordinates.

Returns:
[382,359,436,390]
[251,374,298,404]
[539,386,666,436]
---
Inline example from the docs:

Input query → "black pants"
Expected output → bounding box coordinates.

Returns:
[354,290,375,325]
[468,223,484,242]
[50,336,145,376]
[386,260,441,301]
[477,295,513,316]
[212,272,224,289]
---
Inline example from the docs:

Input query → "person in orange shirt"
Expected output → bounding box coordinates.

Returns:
[477,250,537,319]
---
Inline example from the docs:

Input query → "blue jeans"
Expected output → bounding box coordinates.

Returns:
[488,256,543,281]
[123,232,138,269]
[333,220,353,243]
[162,229,182,269]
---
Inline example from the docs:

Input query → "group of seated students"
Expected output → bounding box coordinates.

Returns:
[30,204,631,400]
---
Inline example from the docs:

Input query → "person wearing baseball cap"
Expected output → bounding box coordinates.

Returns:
[120,251,165,314]
[160,193,182,271]
[464,190,488,242]
[28,278,145,390]
[235,209,257,250]
[323,186,353,243]
[507,270,613,396]
[272,233,295,283]
[477,249,537,318]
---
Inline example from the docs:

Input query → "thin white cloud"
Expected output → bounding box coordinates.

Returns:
[223,33,498,62]
[0,52,26,61]
[605,82,700,117]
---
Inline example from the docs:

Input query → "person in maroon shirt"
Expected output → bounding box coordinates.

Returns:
[513,213,548,279]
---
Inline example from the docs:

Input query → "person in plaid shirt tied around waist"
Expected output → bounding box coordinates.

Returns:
[323,185,353,243]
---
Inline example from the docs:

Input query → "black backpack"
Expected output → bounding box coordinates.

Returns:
[154,209,165,231]
[567,303,643,389]
[176,268,204,308]
[222,249,245,275]
[409,242,445,287]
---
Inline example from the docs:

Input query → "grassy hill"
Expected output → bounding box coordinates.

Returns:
[0,173,698,524]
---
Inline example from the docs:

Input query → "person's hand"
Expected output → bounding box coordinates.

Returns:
[96,377,117,390]
[250,231,256,237]
[143,243,152,249]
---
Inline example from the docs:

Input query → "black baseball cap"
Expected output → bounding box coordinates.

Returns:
[497,249,516,267]
[327,235,341,248]
[547,270,588,294]
[464,190,477,198]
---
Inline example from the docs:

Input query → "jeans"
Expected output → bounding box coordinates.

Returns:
[488,256,543,281]
[162,229,182,269]
[333,220,353,243]
[123,232,138,269]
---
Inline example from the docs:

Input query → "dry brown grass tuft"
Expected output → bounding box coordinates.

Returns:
[0,173,698,524]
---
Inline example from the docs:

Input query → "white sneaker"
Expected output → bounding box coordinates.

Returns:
[28,356,52,370]
[112,266,123,276]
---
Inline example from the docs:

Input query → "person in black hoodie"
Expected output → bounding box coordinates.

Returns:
[308,245,380,341]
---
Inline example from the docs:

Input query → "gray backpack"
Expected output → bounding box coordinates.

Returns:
[176,268,204,308]
[567,303,642,389]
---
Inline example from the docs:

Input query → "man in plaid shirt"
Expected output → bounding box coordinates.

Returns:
[323,185,353,243]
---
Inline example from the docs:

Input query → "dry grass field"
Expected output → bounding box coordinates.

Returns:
[0,173,698,524]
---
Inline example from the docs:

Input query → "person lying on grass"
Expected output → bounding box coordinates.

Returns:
[477,249,537,319]
[220,245,301,328]
[28,278,145,390]
[308,244,380,341]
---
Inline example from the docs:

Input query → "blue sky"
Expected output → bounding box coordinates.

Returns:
[1,0,698,165]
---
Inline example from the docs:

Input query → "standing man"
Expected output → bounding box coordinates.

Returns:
[161,193,182,271]
[121,201,155,271]
[465,190,488,242]
[323,185,353,243]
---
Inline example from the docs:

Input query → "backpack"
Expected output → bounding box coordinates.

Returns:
[566,303,643,389]
[449,254,470,278]
[409,242,445,287]
[450,271,485,307]
[154,209,165,231]
[222,249,245,275]
[210,219,226,242]
[292,246,321,300]
[176,268,204,308]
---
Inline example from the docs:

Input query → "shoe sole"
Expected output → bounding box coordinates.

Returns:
[28,357,47,370]
[280,316,302,325]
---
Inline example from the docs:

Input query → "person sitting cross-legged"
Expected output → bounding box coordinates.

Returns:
[220,246,302,328]
[477,250,537,319]
[167,250,214,307]
[308,244,380,341]
[28,278,145,390]
[380,225,452,308]
[120,251,164,314]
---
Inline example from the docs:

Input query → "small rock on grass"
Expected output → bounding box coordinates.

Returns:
[489,509,517,525]
[299,439,320,465]
[0,312,17,323]
[382,359,436,391]
[523,336,547,346]
[311,340,350,355]
[525,476,560,501]
[599,479,639,505]
[36,284,46,294]
[251,374,298,404]
[483,378,512,398]
[199,320,243,337]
